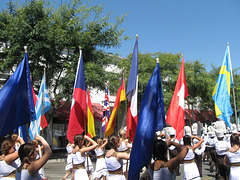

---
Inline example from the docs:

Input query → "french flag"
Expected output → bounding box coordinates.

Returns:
[67,49,87,143]
[126,36,138,142]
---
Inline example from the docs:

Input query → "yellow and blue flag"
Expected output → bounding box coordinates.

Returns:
[212,45,233,128]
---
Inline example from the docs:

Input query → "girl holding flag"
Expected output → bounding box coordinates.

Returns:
[105,135,130,180]
[71,134,97,180]
[0,135,24,179]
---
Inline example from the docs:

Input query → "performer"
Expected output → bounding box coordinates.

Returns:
[93,138,108,180]
[168,129,180,176]
[105,135,130,180]
[62,141,75,180]
[183,135,203,180]
[215,130,231,179]
[117,128,132,176]
[148,139,188,180]
[0,135,24,179]
[224,133,240,180]
[15,135,52,180]
[71,134,97,180]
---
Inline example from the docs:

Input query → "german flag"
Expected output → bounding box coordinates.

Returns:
[105,74,126,137]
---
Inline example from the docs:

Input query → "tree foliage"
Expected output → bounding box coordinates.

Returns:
[0,0,128,106]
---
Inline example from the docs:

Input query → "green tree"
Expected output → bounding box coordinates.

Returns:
[0,0,128,105]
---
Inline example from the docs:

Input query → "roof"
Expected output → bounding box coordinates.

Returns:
[200,110,219,122]
[55,101,103,121]
[185,109,207,122]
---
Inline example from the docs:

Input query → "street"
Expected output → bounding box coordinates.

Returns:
[43,158,217,180]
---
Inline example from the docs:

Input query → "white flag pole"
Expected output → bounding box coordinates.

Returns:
[227,43,238,131]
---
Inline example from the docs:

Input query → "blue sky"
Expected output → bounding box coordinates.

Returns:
[1,0,240,72]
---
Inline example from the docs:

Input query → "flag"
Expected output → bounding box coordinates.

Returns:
[87,90,96,138]
[166,56,188,140]
[0,52,36,138]
[126,37,138,142]
[67,49,87,143]
[102,83,110,133]
[31,86,48,129]
[13,125,28,143]
[128,60,166,180]
[29,74,51,141]
[212,45,233,129]
[105,74,126,137]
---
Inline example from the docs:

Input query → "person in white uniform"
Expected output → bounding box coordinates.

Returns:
[93,138,108,180]
[0,135,24,179]
[71,134,97,180]
[224,133,240,180]
[215,130,231,179]
[148,139,188,180]
[183,135,204,180]
[117,129,132,176]
[15,135,52,180]
[62,142,75,180]
[105,135,130,180]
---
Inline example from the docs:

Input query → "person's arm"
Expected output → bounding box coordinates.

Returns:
[80,136,97,153]
[116,152,130,161]
[28,135,52,176]
[166,141,188,172]
[191,136,204,151]
[100,138,108,150]
[5,136,24,165]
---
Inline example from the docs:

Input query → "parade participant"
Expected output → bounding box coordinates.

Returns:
[32,139,46,180]
[148,139,188,180]
[11,134,22,167]
[207,126,218,173]
[93,138,108,180]
[215,130,231,179]
[224,133,240,180]
[117,128,132,176]
[105,134,130,180]
[62,141,75,180]
[183,135,204,180]
[71,134,97,180]
[15,135,52,180]
[84,139,94,179]
[168,129,180,176]
[192,123,203,177]
[0,135,24,179]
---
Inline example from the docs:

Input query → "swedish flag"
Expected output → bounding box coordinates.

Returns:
[212,44,233,128]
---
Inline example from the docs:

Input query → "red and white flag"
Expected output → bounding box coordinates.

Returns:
[166,56,188,140]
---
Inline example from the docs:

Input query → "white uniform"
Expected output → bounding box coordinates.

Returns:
[183,148,200,180]
[72,151,88,180]
[105,155,125,180]
[226,149,240,180]
[65,145,74,171]
[0,157,18,179]
[148,162,176,180]
[15,169,42,180]
[93,148,108,179]
[117,141,129,173]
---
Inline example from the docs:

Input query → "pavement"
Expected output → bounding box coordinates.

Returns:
[43,151,217,180]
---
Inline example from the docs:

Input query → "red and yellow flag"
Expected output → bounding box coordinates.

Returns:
[87,89,95,138]
[105,74,126,137]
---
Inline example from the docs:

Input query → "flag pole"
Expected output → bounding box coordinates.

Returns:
[42,68,45,137]
[25,45,45,178]
[227,42,238,130]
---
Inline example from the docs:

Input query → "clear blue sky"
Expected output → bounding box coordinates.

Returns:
[1,0,240,72]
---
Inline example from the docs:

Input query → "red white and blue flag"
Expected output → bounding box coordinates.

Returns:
[67,49,87,143]
[102,83,110,133]
[126,36,138,142]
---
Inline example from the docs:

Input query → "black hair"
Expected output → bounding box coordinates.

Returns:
[183,135,191,146]
[153,140,168,162]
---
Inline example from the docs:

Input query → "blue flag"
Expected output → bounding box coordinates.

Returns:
[212,45,233,129]
[128,60,166,180]
[29,74,51,141]
[0,52,36,138]
[13,124,28,143]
